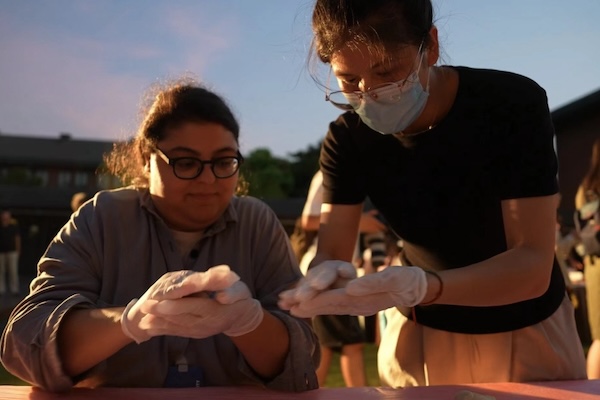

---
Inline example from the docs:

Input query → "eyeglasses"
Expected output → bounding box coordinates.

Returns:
[325,42,425,111]
[154,147,243,180]
[325,78,421,111]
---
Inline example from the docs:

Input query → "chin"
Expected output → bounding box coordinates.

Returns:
[184,210,222,230]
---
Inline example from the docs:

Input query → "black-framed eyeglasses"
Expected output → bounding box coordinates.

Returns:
[154,147,243,179]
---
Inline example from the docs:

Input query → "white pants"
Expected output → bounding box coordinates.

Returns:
[378,295,586,386]
[0,251,20,294]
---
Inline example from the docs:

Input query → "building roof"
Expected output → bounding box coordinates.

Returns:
[551,87,600,129]
[0,185,80,212]
[0,133,115,167]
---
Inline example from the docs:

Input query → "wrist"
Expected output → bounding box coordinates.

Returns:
[225,300,264,337]
[419,270,443,306]
[120,298,148,344]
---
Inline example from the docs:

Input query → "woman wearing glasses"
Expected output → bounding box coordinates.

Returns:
[280,0,586,387]
[1,80,319,392]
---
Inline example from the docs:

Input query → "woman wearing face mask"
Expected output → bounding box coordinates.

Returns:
[280,0,587,387]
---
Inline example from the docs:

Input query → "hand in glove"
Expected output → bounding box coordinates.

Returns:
[140,279,264,339]
[287,266,428,318]
[278,260,357,310]
[121,265,239,343]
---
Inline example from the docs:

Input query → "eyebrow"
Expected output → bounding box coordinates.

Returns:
[333,59,404,78]
[163,146,239,157]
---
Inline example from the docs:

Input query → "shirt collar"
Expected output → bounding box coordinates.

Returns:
[138,188,239,237]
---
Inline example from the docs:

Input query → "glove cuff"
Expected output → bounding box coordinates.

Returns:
[419,270,444,306]
[224,300,264,337]
[120,298,147,344]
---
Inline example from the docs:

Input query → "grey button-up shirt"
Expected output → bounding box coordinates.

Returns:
[0,187,319,392]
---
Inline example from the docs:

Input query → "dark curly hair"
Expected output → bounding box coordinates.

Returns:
[105,77,244,191]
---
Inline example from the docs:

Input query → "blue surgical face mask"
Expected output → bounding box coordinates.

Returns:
[345,55,430,135]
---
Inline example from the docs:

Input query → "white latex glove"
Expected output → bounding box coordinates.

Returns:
[278,260,357,310]
[121,265,239,343]
[287,266,428,318]
[140,279,264,338]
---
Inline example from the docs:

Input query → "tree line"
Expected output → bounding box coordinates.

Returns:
[0,140,323,200]
[241,140,322,199]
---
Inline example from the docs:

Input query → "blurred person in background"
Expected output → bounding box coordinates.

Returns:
[0,210,21,296]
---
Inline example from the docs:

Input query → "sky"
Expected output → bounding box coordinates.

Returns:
[1,0,599,158]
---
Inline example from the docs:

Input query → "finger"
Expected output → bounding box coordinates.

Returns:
[214,281,251,304]
[182,265,240,293]
[336,262,358,279]
[139,299,159,314]
[294,282,320,302]
[138,313,172,333]
[289,288,350,318]
[346,273,390,296]
[151,270,199,300]
[277,289,299,310]
[143,297,217,316]
[305,265,338,290]
[140,313,196,333]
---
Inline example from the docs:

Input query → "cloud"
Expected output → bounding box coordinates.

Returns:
[0,2,240,142]
[0,30,146,141]
[160,5,239,75]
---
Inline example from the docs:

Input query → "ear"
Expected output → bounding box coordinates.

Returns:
[426,26,440,66]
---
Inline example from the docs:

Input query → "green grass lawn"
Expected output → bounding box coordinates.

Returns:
[321,342,380,387]
[0,365,26,385]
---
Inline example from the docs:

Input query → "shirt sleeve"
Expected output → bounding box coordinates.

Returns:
[301,171,324,217]
[320,113,368,205]
[493,78,558,199]
[0,205,101,391]
[235,198,319,391]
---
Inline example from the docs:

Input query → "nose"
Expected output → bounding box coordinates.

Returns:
[195,163,217,183]
[359,76,387,93]
[358,79,369,92]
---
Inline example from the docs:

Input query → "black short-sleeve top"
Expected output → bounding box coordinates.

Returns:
[320,66,565,334]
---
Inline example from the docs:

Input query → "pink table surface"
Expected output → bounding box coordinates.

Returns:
[0,380,599,399]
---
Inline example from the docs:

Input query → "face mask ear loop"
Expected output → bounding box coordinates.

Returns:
[424,65,431,93]
[325,67,333,101]
[415,41,431,94]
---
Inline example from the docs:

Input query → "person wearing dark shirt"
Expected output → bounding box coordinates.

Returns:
[0,210,21,296]
[280,0,586,387]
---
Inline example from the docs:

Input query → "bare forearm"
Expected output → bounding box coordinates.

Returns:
[301,215,320,232]
[230,311,289,378]
[58,307,132,377]
[437,247,554,307]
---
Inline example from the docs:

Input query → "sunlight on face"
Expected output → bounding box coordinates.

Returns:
[148,122,240,232]
[330,42,422,93]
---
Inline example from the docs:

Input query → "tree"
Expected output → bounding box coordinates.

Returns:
[241,148,294,199]
[286,140,322,197]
